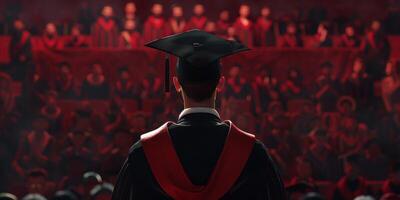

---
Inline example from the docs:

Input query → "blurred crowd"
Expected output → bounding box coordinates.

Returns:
[1,1,400,200]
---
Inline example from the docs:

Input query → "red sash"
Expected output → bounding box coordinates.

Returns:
[141,121,256,200]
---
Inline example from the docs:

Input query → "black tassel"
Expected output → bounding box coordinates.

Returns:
[165,55,170,92]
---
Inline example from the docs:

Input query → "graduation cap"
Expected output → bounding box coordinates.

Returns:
[145,29,249,92]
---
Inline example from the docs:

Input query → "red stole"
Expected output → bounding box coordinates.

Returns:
[187,16,208,30]
[143,16,166,42]
[141,121,256,200]
[92,17,119,47]
[337,177,367,199]
[119,31,142,48]
[341,35,357,47]
[283,34,298,47]
[42,35,63,49]
[17,31,31,49]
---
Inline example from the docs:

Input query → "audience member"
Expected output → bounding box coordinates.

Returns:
[143,3,167,43]
[216,10,231,37]
[281,22,303,47]
[381,61,400,112]
[81,64,110,99]
[123,2,140,31]
[55,62,78,99]
[314,23,333,47]
[65,25,89,48]
[233,4,254,48]
[91,5,119,48]
[119,19,142,49]
[39,23,63,50]
[255,6,276,47]
[186,3,208,30]
[113,67,135,98]
[167,4,186,34]
[339,24,361,48]
[9,19,32,81]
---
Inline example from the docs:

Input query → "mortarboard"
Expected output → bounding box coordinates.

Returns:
[145,29,249,92]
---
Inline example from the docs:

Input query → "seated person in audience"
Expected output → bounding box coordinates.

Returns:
[167,4,186,34]
[225,26,240,42]
[305,137,341,181]
[60,128,95,186]
[314,23,333,47]
[233,4,254,48]
[382,162,400,195]
[216,10,231,37]
[281,22,303,47]
[91,5,119,48]
[24,169,54,198]
[139,72,162,99]
[332,154,370,200]
[124,2,140,31]
[9,19,32,81]
[186,3,207,30]
[119,19,142,49]
[289,157,317,188]
[362,19,390,80]
[114,67,135,98]
[342,57,374,114]
[143,3,167,43]
[65,24,88,48]
[339,24,361,48]
[255,6,276,47]
[81,63,110,99]
[55,62,78,99]
[40,91,63,134]
[252,68,280,113]
[382,61,400,112]
[40,22,63,50]
[359,139,389,180]
[280,68,306,99]
[12,115,55,177]
[312,62,339,112]
[224,65,251,101]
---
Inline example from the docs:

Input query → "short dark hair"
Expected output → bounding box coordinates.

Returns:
[181,80,218,102]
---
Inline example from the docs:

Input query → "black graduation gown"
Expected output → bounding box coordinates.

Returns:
[112,113,286,200]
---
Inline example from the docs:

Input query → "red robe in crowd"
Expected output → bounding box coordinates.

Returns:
[281,33,303,47]
[166,17,186,35]
[233,18,254,48]
[143,16,167,43]
[186,16,208,30]
[119,31,142,49]
[216,19,230,37]
[339,34,360,48]
[91,17,119,48]
[38,34,64,50]
[254,17,276,47]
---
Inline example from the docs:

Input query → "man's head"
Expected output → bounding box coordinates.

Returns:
[193,4,205,16]
[71,25,82,36]
[152,3,163,16]
[102,5,114,18]
[287,22,297,34]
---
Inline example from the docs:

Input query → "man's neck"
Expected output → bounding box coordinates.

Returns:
[183,98,215,109]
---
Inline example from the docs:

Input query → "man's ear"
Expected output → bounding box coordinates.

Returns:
[173,76,182,93]
[216,76,225,92]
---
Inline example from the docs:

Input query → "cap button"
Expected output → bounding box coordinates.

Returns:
[193,42,203,48]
